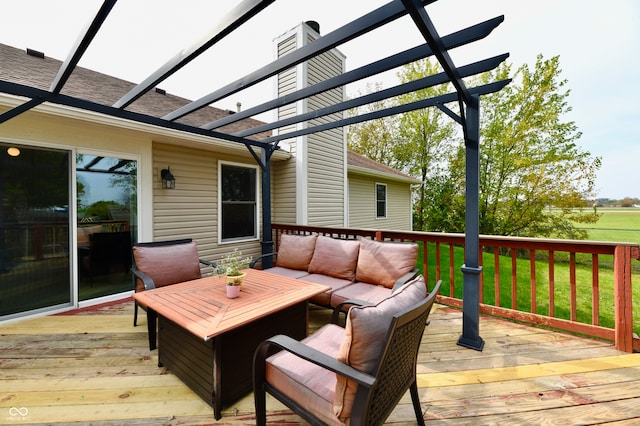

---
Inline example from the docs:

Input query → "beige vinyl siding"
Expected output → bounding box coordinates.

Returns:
[152,143,262,261]
[273,33,299,224]
[348,175,413,231]
[306,48,345,226]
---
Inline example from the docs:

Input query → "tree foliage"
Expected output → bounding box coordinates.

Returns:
[348,55,601,239]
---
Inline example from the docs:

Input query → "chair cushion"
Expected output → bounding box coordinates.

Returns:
[333,275,427,420]
[263,266,310,279]
[133,241,201,290]
[329,282,393,308]
[276,234,318,271]
[301,274,354,306]
[355,239,418,288]
[308,236,360,281]
[266,324,346,426]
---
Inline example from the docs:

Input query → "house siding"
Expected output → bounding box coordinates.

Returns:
[273,33,299,225]
[348,175,413,231]
[306,49,345,226]
[152,143,262,261]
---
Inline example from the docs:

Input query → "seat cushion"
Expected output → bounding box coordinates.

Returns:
[266,324,346,426]
[276,234,318,271]
[308,236,360,281]
[333,275,427,420]
[329,282,393,308]
[263,266,310,279]
[355,239,418,288]
[301,274,354,306]
[133,241,201,290]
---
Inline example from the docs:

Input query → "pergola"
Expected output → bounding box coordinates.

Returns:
[0,0,510,351]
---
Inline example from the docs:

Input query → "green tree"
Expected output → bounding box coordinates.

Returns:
[346,83,398,166]
[448,55,601,238]
[395,59,457,231]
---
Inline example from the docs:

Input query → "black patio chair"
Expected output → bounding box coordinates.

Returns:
[253,277,441,425]
[131,238,215,350]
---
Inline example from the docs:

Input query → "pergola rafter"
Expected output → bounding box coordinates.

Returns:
[0,0,511,350]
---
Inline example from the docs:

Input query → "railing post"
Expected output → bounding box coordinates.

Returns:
[613,245,633,352]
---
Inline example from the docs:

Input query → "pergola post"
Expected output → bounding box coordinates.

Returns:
[457,94,485,351]
[260,146,274,268]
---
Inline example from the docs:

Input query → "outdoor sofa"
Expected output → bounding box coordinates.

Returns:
[251,234,420,309]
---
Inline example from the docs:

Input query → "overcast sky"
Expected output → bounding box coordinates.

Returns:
[1,1,638,199]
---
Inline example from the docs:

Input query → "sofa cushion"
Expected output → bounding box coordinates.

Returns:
[329,282,393,308]
[266,324,345,426]
[263,266,310,279]
[276,234,318,271]
[308,236,360,281]
[133,241,201,290]
[355,239,418,288]
[333,275,427,420]
[302,274,354,306]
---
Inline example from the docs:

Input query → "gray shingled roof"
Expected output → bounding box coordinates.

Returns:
[1,42,416,182]
[0,43,268,138]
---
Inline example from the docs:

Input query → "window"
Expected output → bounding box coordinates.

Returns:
[376,183,387,219]
[220,162,258,242]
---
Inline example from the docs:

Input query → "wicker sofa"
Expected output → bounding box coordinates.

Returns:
[251,234,420,308]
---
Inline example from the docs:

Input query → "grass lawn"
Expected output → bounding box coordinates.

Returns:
[576,207,640,244]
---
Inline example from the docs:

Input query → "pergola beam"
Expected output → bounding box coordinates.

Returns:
[401,0,473,106]
[113,0,275,109]
[205,16,504,132]
[163,0,435,122]
[261,80,510,144]
[237,54,508,138]
[0,80,271,150]
[50,0,117,94]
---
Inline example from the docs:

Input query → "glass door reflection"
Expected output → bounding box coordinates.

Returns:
[76,154,137,301]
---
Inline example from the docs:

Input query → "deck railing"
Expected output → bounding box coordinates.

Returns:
[270,223,640,353]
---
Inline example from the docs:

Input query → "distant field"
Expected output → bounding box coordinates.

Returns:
[575,208,640,244]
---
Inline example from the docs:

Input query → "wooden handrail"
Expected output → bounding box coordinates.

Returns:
[270,223,640,353]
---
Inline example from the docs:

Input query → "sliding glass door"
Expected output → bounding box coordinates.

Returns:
[76,154,137,301]
[0,143,71,318]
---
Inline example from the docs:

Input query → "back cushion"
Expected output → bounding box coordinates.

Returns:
[355,239,418,288]
[133,241,201,290]
[333,275,427,419]
[308,236,360,281]
[275,234,317,271]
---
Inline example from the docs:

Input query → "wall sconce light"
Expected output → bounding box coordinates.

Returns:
[161,166,176,189]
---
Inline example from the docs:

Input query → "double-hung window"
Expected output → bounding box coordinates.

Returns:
[219,162,258,242]
[376,183,387,219]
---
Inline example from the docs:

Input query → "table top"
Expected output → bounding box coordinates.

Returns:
[132,269,329,341]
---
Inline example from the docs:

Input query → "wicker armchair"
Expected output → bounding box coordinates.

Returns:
[131,238,215,350]
[253,277,441,425]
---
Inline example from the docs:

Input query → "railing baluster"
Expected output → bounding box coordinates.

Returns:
[592,253,599,326]
[570,252,577,322]
[511,249,517,310]
[530,249,536,314]
[494,246,500,307]
[549,250,555,318]
[449,244,455,297]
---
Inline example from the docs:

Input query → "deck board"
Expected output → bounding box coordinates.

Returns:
[1,300,639,424]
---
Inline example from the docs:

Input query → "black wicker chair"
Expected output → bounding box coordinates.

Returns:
[253,278,441,425]
[131,238,215,350]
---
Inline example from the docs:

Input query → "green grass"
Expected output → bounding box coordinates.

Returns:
[576,207,640,244]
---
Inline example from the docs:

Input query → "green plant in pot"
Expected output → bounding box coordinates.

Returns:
[215,248,252,292]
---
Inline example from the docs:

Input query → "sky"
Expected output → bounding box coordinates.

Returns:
[1,0,638,199]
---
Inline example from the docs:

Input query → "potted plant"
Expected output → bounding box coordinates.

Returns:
[215,248,252,296]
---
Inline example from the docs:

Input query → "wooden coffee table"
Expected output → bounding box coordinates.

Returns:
[132,269,329,420]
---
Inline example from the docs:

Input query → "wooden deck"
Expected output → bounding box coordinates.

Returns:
[1,299,639,425]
